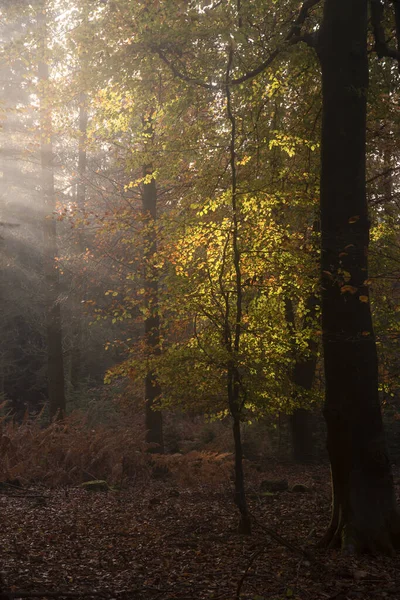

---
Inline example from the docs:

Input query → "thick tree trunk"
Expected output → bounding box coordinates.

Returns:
[38,10,66,421]
[317,0,400,552]
[142,168,163,452]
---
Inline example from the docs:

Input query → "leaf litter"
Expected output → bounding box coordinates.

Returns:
[0,464,399,600]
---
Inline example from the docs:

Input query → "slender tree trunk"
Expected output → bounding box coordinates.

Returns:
[142,166,163,452]
[38,9,66,421]
[70,93,88,391]
[230,377,251,535]
[226,52,250,535]
[317,0,400,552]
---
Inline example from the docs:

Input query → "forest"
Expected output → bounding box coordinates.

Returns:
[0,0,400,598]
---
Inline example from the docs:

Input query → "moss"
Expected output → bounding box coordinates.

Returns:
[80,480,110,492]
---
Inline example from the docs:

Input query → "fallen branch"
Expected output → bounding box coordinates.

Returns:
[250,513,314,561]
[235,544,268,600]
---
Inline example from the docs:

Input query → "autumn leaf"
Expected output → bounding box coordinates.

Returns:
[340,285,358,294]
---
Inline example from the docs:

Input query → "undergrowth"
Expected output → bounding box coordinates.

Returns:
[0,410,240,487]
[0,411,149,486]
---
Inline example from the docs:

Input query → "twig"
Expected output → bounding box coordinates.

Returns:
[250,513,314,562]
[235,544,268,600]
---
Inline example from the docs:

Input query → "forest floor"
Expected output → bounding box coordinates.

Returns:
[0,462,399,600]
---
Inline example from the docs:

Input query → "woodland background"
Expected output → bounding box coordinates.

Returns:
[0,0,400,598]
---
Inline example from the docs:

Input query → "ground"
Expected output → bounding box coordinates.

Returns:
[0,464,399,600]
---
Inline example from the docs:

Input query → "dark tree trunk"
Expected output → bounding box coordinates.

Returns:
[291,409,313,463]
[285,297,318,463]
[142,168,163,452]
[317,0,400,552]
[38,10,66,421]
[228,364,251,535]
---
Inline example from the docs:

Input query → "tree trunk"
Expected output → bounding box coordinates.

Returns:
[228,361,251,534]
[232,412,251,534]
[70,92,88,391]
[317,0,400,552]
[38,9,66,421]
[142,167,163,452]
[291,408,313,463]
[285,296,318,463]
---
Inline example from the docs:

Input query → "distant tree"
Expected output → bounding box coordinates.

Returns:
[142,127,164,452]
[38,6,66,420]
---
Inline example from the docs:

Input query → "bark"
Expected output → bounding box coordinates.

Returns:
[142,167,163,452]
[317,0,400,552]
[38,9,66,421]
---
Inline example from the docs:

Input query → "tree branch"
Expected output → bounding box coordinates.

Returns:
[230,47,281,85]
[371,0,400,69]
[152,47,215,90]
[287,0,322,40]
[392,0,400,59]
[154,0,321,89]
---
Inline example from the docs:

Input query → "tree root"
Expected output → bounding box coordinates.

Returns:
[319,509,400,555]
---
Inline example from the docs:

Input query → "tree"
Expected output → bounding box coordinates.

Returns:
[285,294,318,463]
[38,6,66,420]
[149,0,400,550]
[69,92,89,392]
[142,136,164,452]
[313,0,400,551]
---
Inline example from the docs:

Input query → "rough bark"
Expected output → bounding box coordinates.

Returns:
[142,167,163,452]
[38,9,66,421]
[317,0,400,552]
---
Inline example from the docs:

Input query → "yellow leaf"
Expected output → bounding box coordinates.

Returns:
[359,295,369,303]
[348,215,360,224]
[342,270,351,282]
